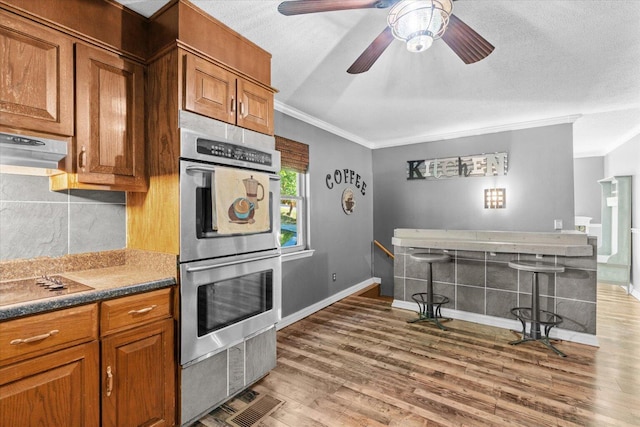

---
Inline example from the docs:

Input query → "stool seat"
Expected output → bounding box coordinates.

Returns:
[407,252,451,330]
[508,260,565,274]
[411,253,451,263]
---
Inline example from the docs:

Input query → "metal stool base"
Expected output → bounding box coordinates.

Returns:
[408,293,452,330]
[510,307,566,357]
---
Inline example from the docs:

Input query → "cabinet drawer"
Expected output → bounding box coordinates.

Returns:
[0,304,98,366]
[101,288,173,336]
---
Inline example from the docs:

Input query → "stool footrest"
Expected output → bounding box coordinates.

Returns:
[510,307,563,326]
[409,293,451,330]
[510,307,566,357]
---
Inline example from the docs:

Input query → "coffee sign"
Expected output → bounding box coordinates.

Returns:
[325,168,367,195]
[325,168,367,216]
[407,152,508,180]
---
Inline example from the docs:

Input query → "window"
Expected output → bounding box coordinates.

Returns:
[275,136,309,254]
[280,168,306,251]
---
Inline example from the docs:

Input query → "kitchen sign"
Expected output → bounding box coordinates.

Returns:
[407,152,508,180]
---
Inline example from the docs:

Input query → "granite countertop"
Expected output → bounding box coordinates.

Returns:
[0,249,177,321]
[392,229,595,257]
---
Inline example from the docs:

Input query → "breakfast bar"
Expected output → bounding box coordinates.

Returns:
[392,229,598,346]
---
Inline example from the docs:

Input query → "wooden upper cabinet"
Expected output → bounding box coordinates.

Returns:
[237,78,274,136]
[0,9,74,136]
[74,43,146,191]
[184,53,235,125]
[183,52,274,135]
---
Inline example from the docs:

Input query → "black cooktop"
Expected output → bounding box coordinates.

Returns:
[0,275,94,307]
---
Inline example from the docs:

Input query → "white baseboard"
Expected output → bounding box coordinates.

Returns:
[276,277,381,331]
[392,300,599,347]
[628,284,640,301]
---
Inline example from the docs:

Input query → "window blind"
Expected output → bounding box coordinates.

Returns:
[275,135,309,173]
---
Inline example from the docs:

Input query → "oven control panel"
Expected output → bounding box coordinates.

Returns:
[196,139,273,166]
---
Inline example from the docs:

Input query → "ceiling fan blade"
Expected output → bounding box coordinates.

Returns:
[278,0,395,16]
[347,26,395,74]
[441,14,495,64]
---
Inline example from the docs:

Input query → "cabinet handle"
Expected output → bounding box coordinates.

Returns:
[128,305,157,315]
[106,366,113,397]
[78,146,87,171]
[10,329,59,345]
[239,101,245,116]
[230,97,236,113]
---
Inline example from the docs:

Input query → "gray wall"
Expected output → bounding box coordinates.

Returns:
[274,111,374,317]
[603,134,639,291]
[574,156,604,223]
[0,173,126,261]
[372,124,575,295]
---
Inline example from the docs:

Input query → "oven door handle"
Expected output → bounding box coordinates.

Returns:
[185,165,280,180]
[185,165,216,174]
[185,254,280,273]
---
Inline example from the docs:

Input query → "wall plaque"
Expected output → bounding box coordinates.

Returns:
[341,188,355,215]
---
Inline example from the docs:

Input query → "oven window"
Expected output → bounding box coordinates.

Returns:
[197,270,273,336]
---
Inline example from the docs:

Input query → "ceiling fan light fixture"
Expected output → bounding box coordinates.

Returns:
[388,0,453,52]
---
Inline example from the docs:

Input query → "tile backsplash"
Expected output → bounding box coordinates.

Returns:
[0,173,126,261]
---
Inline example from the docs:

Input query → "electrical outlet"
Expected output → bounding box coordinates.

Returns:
[554,219,563,230]
[332,273,336,282]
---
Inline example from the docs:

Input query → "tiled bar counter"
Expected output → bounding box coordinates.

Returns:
[392,229,598,345]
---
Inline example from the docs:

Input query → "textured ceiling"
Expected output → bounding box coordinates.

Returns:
[116,0,640,157]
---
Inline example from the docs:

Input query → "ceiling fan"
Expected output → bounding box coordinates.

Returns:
[277,0,494,74]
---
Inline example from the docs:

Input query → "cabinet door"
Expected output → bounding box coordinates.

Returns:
[101,318,175,427]
[183,53,236,125]
[75,43,146,190]
[0,342,99,427]
[237,78,274,135]
[0,10,73,136]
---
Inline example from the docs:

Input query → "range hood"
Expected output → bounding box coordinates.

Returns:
[0,131,67,171]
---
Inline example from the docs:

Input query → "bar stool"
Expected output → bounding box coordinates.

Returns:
[408,252,451,330]
[508,260,566,357]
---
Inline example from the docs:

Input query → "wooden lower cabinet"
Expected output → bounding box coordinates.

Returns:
[0,288,176,426]
[101,318,175,427]
[0,341,100,427]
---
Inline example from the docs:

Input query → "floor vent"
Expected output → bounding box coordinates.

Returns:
[226,395,283,427]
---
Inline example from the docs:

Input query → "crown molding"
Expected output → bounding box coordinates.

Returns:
[274,100,374,148]
[371,114,583,149]
[574,125,640,158]
[275,101,584,151]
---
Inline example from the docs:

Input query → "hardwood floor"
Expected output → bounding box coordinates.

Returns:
[246,283,640,426]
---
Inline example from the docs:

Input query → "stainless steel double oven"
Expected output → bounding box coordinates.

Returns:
[179,128,281,367]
